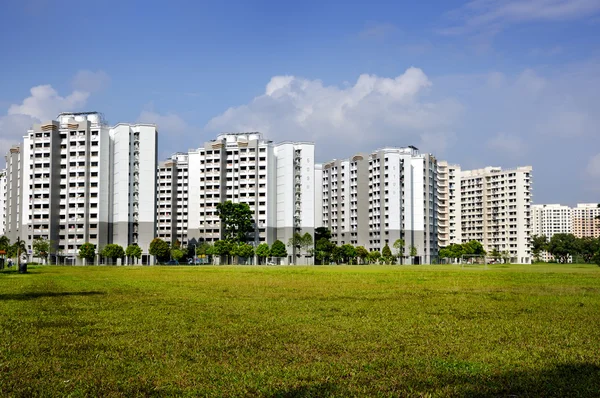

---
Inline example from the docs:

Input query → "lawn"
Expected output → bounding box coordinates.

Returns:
[1,264,599,397]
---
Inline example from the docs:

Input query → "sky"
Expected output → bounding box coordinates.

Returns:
[1,0,599,206]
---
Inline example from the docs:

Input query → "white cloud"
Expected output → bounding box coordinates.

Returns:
[72,70,111,93]
[0,70,107,167]
[442,0,600,35]
[486,133,526,156]
[206,68,462,160]
[137,110,188,134]
[587,153,600,178]
[8,85,89,121]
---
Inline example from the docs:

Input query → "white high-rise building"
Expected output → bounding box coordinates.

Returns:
[572,203,600,238]
[0,169,6,236]
[437,161,462,248]
[459,166,532,263]
[318,146,438,264]
[185,133,315,263]
[157,153,189,246]
[109,123,158,258]
[531,204,572,238]
[2,112,157,264]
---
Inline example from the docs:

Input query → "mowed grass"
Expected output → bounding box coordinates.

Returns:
[1,264,600,397]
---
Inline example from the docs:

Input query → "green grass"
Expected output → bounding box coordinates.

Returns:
[1,264,600,397]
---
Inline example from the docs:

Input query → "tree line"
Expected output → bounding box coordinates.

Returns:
[531,233,600,265]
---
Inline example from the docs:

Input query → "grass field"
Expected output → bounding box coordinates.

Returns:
[1,264,600,397]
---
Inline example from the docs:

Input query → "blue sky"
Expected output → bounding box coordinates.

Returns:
[1,0,600,205]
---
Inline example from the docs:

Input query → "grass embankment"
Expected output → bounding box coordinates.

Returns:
[1,264,599,397]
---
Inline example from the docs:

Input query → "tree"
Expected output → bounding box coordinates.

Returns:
[32,238,51,264]
[546,233,578,264]
[356,246,369,264]
[393,239,405,264]
[341,244,357,264]
[331,245,343,264]
[213,240,233,264]
[531,235,548,262]
[8,238,26,261]
[126,244,142,265]
[288,232,303,262]
[368,250,381,264]
[231,243,254,264]
[171,248,184,263]
[314,227,331,243]
[301,233,313,262]
[255,243,270,264]
[79,242,96,265]
[594,249,600,267]
[101,244,125,265]
[0,235,10,252]
[149,238,170,263]
[382,243,393,264]
[463,240,486,256]
[315,237,334,265]
[576,237,600,264]
[216,201,254,243]
[270,240,287,259]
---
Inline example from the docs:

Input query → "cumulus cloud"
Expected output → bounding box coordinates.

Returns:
[72,70,111,93]
[8,85,89,121]
[206,67,462,160]
[0,70,107,166]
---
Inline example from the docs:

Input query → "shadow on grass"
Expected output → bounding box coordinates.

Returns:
[0,291,106,301]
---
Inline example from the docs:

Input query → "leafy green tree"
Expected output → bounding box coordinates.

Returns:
[382,243,393,264]
[576,237,600,264]
[356,246,369,264]
[79,242,96,265]
[594,249,600,267]
[531,235,548,262]
[171,248,184,263]
[255,243,270,264]
[270,240,287,258]
[126,244,142,265]
[315,237,334,265]
[368,250,381,264]
[101,244,125,265]
[288,232,303,262]
[489,248,501,261]
[331,245,343,264]
[196,242,212,256]
[301,233,313,261]
[0,235,10,252]
[341,244,357,264]
[216,201,254,243]
[8,238,27,260]
[393,239,405,264]
[149,238,170,263]
[463,240,486,256]
[231,243,254,264]
[314,227,331,243]
[32,238,51,264]
[547,233,578,264]
[213,240,233,264]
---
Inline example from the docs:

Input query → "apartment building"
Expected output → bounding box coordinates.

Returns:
[437,161,462,248]
[157,153,189,246]
[319,146,438,264]
[1,112,157,264]
[459,166,532,263]
[110,123,158,259]
[3,146,23,244]
[185,133,315,263]
[0,169,5,236]
[531,204,572,238]
[572,203,600,238]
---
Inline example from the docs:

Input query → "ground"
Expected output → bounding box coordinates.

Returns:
[1,264,599,397]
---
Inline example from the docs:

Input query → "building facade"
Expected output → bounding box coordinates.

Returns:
[531,204,572,238]
[157,153,189,246]
[319,146,438,264]
[1,112,157,264]
[437,161,462,248]
[572,203,600,238]
[459,166,532,263]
